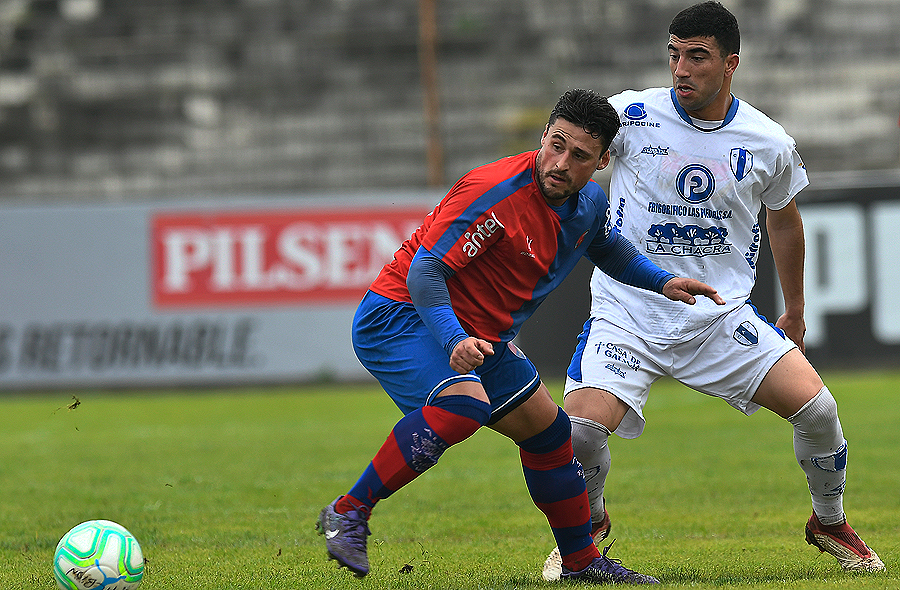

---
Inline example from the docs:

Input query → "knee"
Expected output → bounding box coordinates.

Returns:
[788,386,839,434]
[564,387,628,431]
[570,416,611,453]
[518,407,571,455]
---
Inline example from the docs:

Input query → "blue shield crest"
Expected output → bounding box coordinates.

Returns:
[730,148,753,181]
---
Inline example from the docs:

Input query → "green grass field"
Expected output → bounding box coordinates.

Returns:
[2,370,897,589]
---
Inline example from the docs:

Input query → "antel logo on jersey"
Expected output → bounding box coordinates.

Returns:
[621,103,660,127]
[461,210,505,258]
[675,164,716,203]
[152,208,424,307]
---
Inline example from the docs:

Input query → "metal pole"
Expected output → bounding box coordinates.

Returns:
[418,0,445,187]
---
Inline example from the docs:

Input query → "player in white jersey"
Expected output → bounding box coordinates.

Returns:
[542,1,884,580]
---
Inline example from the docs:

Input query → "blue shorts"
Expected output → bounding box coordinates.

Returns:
[352,291,541,424]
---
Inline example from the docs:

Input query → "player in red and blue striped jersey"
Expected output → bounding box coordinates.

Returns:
[316,88,724,583]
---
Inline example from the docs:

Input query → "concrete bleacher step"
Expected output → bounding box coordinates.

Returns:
[1,0,898,200]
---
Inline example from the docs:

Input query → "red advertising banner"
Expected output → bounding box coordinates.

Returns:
[151,207,426,307]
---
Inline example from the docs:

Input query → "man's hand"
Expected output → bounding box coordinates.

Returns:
[662,277,726,306]
[775,311,806,353]
[450,337,494,374]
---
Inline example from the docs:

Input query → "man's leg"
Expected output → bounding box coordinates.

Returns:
[752,349,847,518]
[564,388,630,528]
[339,391,490,514]
[538,387,629,581]
[752,349,884,572]
[492,385,658,584]
[538,316,658,581]
[318,382,491,577]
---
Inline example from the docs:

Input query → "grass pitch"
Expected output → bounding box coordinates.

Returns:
[1,371,897,589]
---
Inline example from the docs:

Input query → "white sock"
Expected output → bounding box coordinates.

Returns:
[570,416,612,524]
[788,386,846,525]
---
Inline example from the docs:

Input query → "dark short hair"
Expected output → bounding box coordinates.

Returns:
[547,89,620,153]
[669,1,740,57]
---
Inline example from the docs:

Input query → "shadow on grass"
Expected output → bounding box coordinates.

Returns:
[659,561,883,586]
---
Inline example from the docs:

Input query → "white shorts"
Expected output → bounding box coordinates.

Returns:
[564,303,797,439]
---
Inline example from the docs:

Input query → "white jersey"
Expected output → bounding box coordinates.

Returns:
[591,87,809,342]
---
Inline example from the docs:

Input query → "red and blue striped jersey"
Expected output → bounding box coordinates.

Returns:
[369,150,614,343]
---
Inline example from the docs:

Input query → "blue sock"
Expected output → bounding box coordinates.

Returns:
[519,407,597,571]
[341,395,491,516]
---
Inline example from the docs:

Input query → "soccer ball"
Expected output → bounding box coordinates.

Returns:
[53,520,145,590]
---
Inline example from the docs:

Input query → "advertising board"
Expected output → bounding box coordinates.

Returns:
[2,173,897,391]
[0,195,437,389]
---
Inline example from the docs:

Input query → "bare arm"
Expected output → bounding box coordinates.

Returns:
[766,199,807,352]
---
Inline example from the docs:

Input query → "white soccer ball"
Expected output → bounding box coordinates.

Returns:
[53,520,145,590]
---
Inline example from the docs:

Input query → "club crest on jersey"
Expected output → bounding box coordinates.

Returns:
[574,229,590,250]
[730,148,753,181]
[732,321,758,346]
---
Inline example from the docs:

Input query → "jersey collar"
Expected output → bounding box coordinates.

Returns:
[669,87,739,132]
[548,191,578,218]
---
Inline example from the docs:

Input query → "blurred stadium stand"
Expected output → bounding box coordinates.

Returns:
[0,0,898,202]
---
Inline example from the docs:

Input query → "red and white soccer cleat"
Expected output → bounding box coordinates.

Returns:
[805,513,885,572]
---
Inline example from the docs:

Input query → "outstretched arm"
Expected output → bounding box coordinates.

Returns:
[766,200,807,351]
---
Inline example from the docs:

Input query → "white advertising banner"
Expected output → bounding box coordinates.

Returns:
[3,185,898,390]
[0,195,438,390]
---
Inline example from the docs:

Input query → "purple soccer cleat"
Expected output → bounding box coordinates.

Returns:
[560,540,660,585]
[316,496,372,577]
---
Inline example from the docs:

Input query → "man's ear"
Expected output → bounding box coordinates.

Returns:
[597,149,611,171]
[724,53,739,79]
